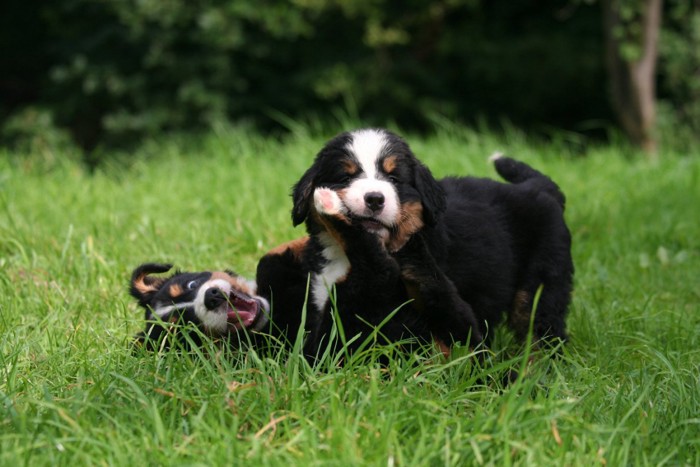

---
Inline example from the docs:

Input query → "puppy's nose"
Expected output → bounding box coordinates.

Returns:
[204,288,226,310]
[364,192,385,212]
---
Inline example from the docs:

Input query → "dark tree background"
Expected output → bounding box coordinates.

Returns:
[1,0,698,160]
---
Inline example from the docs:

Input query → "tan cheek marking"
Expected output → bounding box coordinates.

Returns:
[382,155,398,174]
[387,201,425,252]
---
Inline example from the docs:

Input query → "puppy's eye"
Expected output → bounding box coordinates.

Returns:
[186,280,200,290]
[388,174,400,183]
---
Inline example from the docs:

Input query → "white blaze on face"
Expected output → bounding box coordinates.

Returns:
[346,129,385,179]
[342,129,400,228]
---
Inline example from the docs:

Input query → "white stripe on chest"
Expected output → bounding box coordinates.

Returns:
[312,232,350,311]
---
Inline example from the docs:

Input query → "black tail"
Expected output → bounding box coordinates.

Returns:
[491,154,566,209]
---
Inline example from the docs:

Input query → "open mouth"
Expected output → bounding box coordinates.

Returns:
[225,290,267,330]
[359,218,385,231]
[351,214,390,233]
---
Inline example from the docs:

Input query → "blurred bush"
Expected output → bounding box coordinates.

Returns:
[0,0,697,157]
[658,1,700,150]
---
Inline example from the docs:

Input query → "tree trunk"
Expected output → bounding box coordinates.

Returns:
[603,0,662,156]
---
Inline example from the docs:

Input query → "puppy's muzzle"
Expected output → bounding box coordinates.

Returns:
[203,285,269,331]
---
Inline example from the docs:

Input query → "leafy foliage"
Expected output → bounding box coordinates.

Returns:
[1,1,700,153]
[659,1,700,145]
[3,0,609,152]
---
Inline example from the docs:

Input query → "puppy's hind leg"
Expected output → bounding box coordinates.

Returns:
[509,283,569,346]
[510,223,573,347]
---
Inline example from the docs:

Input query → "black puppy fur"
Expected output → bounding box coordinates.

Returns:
[257,207,470,359]
[290,128,574,353]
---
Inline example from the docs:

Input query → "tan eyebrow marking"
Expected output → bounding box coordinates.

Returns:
[382,155,398,174]
[169,284,183,297]
[343,159,359,175]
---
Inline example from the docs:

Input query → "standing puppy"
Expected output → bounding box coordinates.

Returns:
[283,186,478,358]
[291,128,573,350]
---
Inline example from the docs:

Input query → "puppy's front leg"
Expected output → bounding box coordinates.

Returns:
[394,234,483,349]
[313,187,400,289]
[313,187,349,221]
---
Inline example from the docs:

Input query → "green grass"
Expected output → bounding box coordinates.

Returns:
[1,124,699,465]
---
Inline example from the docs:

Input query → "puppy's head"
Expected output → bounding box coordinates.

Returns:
[130,263,269,346]
[292,128,446,250]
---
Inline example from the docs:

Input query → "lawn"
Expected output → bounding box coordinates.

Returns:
[1,124,699,465]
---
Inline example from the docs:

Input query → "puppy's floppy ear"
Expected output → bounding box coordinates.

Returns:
[129,263,172,307]
[291,164,320,227]
[414,161,446,226]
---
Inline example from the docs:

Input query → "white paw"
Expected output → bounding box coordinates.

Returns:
[313,188,346,216]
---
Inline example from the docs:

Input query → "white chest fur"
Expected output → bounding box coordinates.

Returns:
[312,232,350,311]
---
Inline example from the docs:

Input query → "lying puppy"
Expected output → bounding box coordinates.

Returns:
[291,128,574,349]
[129,263,270,349]
[130,233,463,357]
